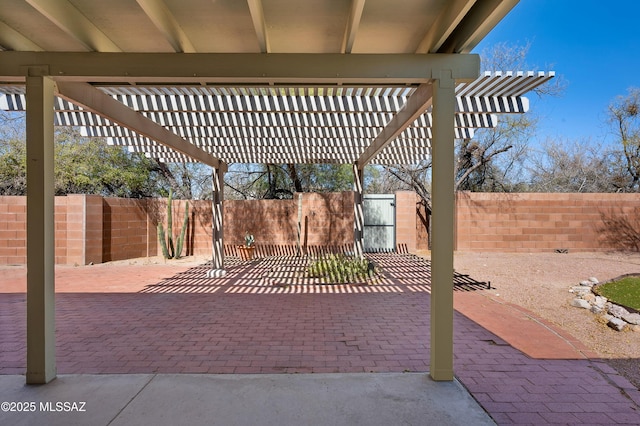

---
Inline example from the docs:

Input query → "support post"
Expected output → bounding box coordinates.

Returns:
[353,164,364,258]
[26,75,56,384]
[207,166,226,277]
[430,72,456,381]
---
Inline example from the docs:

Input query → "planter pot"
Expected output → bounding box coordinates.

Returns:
[238,246,256,261]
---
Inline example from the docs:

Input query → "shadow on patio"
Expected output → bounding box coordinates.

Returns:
[139,253,490,295]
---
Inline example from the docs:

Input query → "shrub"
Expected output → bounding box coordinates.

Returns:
[307,253,376,284]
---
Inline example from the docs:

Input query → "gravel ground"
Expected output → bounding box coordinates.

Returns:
[452,251,640,389]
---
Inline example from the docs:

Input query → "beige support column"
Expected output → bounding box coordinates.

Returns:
[26,75,56,384]
[430,71,456,381]
[352,164,364,258]
[207,166,225,277]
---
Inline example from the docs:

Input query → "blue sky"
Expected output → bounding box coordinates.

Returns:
[473,0,640,147]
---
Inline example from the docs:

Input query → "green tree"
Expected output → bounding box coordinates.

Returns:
[0,116,173,197]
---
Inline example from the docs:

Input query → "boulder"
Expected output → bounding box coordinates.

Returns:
[608,304,630,319]
[622,313,640,325]
[608,317,627,332]
[594,296,607,308]
[571,298,591,309]
[570,286,591,296]
[589,277,599,284]
[590,305,604,314]
[583,293,596,303]
[580,280,594,287]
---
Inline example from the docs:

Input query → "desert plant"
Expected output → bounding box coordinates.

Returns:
[244,233,255,247]
[307,253,376,284]
[157,189,189,259]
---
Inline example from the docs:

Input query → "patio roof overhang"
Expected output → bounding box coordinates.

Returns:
[0,0,526,385]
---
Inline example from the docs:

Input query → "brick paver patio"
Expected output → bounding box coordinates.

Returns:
[1,253,639,424]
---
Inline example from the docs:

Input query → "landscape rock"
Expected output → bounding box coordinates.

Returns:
[622,313,640,325]
[607,317,627,331]
[566,282,637,332]
[570,286,591,296]
[593,296,607,308]
[608,304,630,319]
[571,298,591,309]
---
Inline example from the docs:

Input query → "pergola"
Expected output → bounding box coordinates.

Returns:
[0,0,544,385]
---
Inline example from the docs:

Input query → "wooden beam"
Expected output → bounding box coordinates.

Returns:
[26,0,121,52]
[0,52,480,85]
[0,21,44,51]
[246,0,270,53]
[416,0,475,53]
[55,81,225,169]
[357,83,433,167]
[136,0,196,53]
[341,0,366,53]
[437,0,519,53]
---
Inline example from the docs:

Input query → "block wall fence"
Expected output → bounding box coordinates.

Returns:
[1,191,639,265]
[456,192,640,252]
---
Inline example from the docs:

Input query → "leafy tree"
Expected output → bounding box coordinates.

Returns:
[54,128,162,197]
[0,115,176,198]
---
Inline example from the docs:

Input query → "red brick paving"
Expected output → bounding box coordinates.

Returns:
[1,253,639,425]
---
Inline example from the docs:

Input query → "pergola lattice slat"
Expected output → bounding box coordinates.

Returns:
[0,71,553,166]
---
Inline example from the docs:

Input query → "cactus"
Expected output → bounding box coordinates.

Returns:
[175,201,189,259]
[157,223,170,259]
[244,232,254,247]
[158,189,189,259]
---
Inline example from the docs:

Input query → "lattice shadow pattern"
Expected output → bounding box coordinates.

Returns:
[141,253,489,294]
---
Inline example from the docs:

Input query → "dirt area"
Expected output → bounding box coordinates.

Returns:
[451,251,640,388]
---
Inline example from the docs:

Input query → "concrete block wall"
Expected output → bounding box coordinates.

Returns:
[223,192,354,248]
[103,197,154,262]
[0,196,27,265]
[395,191,418,252]
[455,192,640,252]
[225,198,297,247]
[300,192,354,247]
[9,190,639,265]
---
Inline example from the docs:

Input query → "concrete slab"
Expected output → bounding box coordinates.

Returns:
[0,374,154,426]
[0,373,494,426]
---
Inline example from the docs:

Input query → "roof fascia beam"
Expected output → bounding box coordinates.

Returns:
[136,0,196,53]
[246,0,270,53]
[55,81,225,170]
[437,0,519,53]
[341,0,366,53]
[25,0,121,52]
[416,0,474,53]
[0,52,480,85]
[356,82,433,167]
